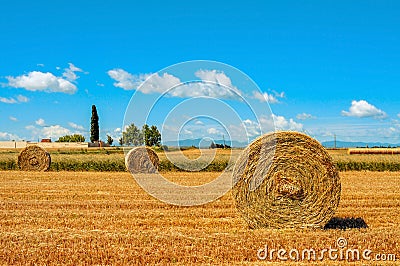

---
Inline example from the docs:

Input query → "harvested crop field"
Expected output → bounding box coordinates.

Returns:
[0,171,399,264]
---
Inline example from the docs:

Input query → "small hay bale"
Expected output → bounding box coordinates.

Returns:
[125,146,159,174]
[232,131,341,229]
[18,145,51,171]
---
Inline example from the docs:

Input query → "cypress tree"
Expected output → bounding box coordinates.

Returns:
[90,105,99,142]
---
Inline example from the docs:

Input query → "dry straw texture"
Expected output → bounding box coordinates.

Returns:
[17,145,51,171]
[232,131,341,229]
[125,146,159,174]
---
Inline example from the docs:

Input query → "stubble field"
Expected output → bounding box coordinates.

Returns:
[1,170,399,264]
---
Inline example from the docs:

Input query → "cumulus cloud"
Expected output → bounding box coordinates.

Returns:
[35,118,46,126]
[107,68,146,90]
[68,122,85,131]
[252,90,285,103]
[26,124,71,140]
[341,100,387,119]
[241,119,262,137]
[271,114,303,131]
[141,73,181,94]
[296,113,316,120]
[43,125,70,138]
[6,71,77,94]
[108,68,242,99]
[194,69,241,95]
[9,116,18,121]
[0,132,20,141]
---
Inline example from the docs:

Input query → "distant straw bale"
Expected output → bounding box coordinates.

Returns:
[18,145,51,171]
[232,131,341,229]
[125,146,159,174]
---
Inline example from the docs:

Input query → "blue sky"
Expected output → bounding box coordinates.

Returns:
[1,0,400,144]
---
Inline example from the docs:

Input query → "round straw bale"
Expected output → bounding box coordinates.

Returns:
[125,146,159,174]
[18,145,51,171]
[232,131,341,229]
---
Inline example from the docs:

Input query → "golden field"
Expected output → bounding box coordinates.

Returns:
[0,170,399,265]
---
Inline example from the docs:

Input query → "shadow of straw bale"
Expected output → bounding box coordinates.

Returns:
[324,217,368,230]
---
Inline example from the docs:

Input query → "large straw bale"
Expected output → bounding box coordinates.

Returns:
[232,131,341,229]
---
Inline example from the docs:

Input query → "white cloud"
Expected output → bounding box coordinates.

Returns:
[228,114,302,142]
[397,113,400,119]
[0,95,29,104]
[252,90,285,103]
[207,127,221,135]
[107,68,146,90]
[194,69,241,95]
[37,63,45,67]
[17,95,29,103]
[242,119,262,137]
[141,73,181,94]
[0,97,17,104]
[341,100,387,119]
[0,132,20,141]
[6,70,77,94]
[296,113,316,120]
[42,125,70,139]
[108,68,242,99]
[9,116,18,121]
[195,120,204,125]
[68,122,85,131]
[62,63,84,81]
[26,124,71,140]
[183,129,193,135]
[103,128,124,143]
[272,114,303,131]
[35,118,45,126]
[168,81,239,99]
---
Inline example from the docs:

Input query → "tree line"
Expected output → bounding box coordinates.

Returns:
[119,123,161,147]
[56,105,161,147]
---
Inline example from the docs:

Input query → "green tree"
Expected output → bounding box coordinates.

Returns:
[122,123,143,146]
[90,105,99,142]
[149,125,161,146]
[142,124,161,146]
[57,134,85,142]
[142,124,151,146]
[118,137,123,146]
[106,135,113,145]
